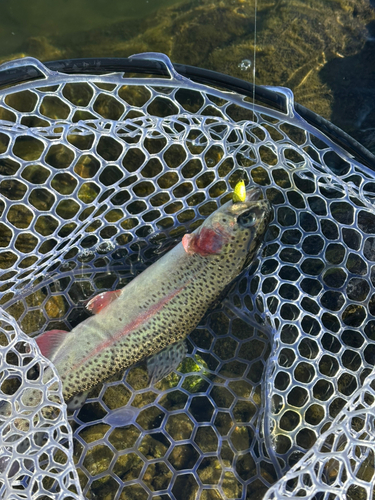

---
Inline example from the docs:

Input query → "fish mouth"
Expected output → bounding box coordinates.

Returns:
[243,189,273,224]
[228,187,264,216]
[243,187,262,203]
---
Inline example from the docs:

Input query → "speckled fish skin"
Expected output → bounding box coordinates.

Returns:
[38,188,272,403]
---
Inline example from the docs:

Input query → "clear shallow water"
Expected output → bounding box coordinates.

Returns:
[0,0,184,57]
[0,0,375,154]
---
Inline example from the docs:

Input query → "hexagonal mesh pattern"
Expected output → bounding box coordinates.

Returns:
[265,364,375,500]
[1,53,375,499]
[0,309,81,499]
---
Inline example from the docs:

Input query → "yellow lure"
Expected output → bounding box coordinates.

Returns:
[232,180,246,203]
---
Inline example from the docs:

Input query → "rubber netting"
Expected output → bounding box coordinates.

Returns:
[0,310,81,499]
[1,53,375,499]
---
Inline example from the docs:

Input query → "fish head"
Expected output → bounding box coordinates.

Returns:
[183,187,272,268]
[224,186,273,266]
[213,186,272,258]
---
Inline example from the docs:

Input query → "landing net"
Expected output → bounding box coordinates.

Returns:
[1,53,375,500]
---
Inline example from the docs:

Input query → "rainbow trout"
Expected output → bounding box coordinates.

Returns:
[13,187,271,410]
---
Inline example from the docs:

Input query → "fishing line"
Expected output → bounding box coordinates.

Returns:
[253,0,258,114]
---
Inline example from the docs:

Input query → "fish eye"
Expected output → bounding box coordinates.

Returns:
[237,209,257,227]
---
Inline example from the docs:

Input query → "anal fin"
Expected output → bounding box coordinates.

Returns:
[147,340,187,385]
[67,390,90,411]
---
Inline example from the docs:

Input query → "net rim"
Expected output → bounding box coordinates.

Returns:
[0,52,374,171]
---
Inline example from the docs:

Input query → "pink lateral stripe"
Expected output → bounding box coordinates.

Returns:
[71,282,187,371]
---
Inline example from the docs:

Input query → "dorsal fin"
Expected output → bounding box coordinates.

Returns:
[35,329,69,360]
[86,289,122,314]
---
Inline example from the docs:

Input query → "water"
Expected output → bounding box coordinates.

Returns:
[0,0,185,57]
[0,0,374,154]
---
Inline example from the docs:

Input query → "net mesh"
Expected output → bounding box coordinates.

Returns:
[1,52,375,499]
[0,310,81,499]
[264,365,375,500]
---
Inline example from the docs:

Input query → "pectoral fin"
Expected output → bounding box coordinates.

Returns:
[147,340,187,385]
[86,289,122,314]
